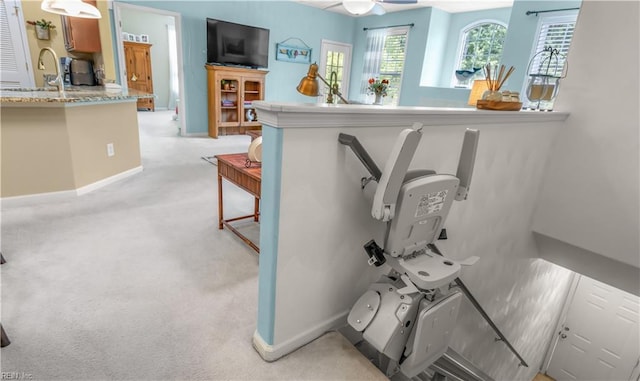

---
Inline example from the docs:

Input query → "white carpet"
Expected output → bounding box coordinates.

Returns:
[0,111,385,381]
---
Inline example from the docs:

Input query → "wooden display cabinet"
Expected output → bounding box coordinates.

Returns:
[206,65,268,138]
[123,41,154,111]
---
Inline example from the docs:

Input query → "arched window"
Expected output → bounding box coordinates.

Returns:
[454,21,507,87]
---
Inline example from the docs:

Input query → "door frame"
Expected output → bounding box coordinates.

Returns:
[1,0,35,88]
[112,2,187,135]
[319,39,352,103]
[541,273,580,373]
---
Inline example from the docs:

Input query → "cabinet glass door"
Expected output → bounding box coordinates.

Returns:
[219,77,240,126]
[242,80,262,125]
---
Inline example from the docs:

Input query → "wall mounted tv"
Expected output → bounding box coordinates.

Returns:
[206,18,270,68]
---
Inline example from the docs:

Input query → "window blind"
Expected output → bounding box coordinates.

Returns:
[530,14,577,77]
[361,26,409,105]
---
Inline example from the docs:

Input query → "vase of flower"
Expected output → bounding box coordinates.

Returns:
[368,78,389,105]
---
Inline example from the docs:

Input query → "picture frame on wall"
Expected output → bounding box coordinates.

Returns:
[275,43,312,64]
[127,34,135,42]
[140,34,149,43]
[135,35,141,42]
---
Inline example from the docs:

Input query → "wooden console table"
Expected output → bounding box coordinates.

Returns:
[216,153,261,253]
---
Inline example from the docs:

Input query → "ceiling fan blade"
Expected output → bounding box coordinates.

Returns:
[371,3,386,15]
[322,2,343,10]
[378,0,418,4]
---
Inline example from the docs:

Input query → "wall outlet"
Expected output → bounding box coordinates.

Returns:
[107,143,115,157]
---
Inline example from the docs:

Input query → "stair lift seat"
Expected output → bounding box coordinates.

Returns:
[342,124,480,378]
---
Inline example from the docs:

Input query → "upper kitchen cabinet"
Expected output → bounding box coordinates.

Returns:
[61,0,102,53]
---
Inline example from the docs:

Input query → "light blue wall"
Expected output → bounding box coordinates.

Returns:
[438,7,512,88]
[113,1,581,127]
[116,0,356,134]
[501,0,582,93]
[350,8,433,105]
[350,6,512,108]
[420,7,450,88]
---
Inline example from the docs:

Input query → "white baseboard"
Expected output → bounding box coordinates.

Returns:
[2,166,143,207]
[1,189,78,208]
[252,310,348,362]
[185,132,209,137]
[76,166,143,196]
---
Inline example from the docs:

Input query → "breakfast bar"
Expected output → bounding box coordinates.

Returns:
[0,87,153,200]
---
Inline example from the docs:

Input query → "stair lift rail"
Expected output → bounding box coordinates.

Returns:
[339,125,528,378]
[430,347,496,381]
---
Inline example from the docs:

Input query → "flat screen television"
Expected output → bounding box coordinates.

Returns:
[206,18,270,68]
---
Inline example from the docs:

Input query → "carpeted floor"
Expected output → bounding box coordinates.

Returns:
[0,111,385,381]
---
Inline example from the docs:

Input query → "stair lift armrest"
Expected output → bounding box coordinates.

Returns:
[338,133,382,182]
[372,123,423,221]
[454,129,480,201]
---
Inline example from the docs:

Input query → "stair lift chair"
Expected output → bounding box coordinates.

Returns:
[340,124,480,378]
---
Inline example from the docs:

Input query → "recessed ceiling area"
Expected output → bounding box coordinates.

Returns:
[295,0,514,16]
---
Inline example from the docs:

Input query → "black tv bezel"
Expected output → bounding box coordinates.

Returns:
[206,18,270,69]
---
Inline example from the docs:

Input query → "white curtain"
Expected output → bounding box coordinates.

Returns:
[166,23,179,110]
[360,28,387,102]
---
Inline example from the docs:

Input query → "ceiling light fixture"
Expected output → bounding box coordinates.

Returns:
[41,0,102,19]
[342,0,375,15]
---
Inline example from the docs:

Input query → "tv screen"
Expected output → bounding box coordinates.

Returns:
[207,18,269,68]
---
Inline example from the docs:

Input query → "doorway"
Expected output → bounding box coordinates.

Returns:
[112,2,186,135]
[544,275,640,381]
[318,39,352,103]
[0,0,35,88]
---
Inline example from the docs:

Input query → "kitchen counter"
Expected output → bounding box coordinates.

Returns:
[1,86,147,200]
[0,86,153,106]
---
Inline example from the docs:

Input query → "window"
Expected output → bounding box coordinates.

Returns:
[523,11,578,109]
[319,40,352,103]
[360,26,409,105]
[529,13,576,78]
[453,21,507,87]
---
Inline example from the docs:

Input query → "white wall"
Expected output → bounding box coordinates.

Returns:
[532,2,640,282]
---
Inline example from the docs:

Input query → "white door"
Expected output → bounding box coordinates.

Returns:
[0,0,35,88]
[546,275,640,381]
[319,40,352,103]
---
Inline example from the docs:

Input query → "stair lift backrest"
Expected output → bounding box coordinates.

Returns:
[383,173,463,290]
[384,174,459,257]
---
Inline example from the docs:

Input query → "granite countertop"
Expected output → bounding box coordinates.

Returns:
[0,86,154,104]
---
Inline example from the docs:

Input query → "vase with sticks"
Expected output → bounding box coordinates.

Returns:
[476,64,521,111]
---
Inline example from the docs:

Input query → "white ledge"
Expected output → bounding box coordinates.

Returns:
[253,101,569,128]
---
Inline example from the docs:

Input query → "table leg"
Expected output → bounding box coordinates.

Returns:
[218,173,224,229]
[254,197,260,222]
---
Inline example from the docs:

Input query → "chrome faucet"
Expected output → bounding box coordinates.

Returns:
[38,47,63,94]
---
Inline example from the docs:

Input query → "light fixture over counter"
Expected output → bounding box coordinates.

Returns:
[41,0,101,19]
[343,0,375,15]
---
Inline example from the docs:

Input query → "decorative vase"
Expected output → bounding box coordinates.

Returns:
[35,25,50,40]
[374,93,383,105]
[245,108,256,122]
